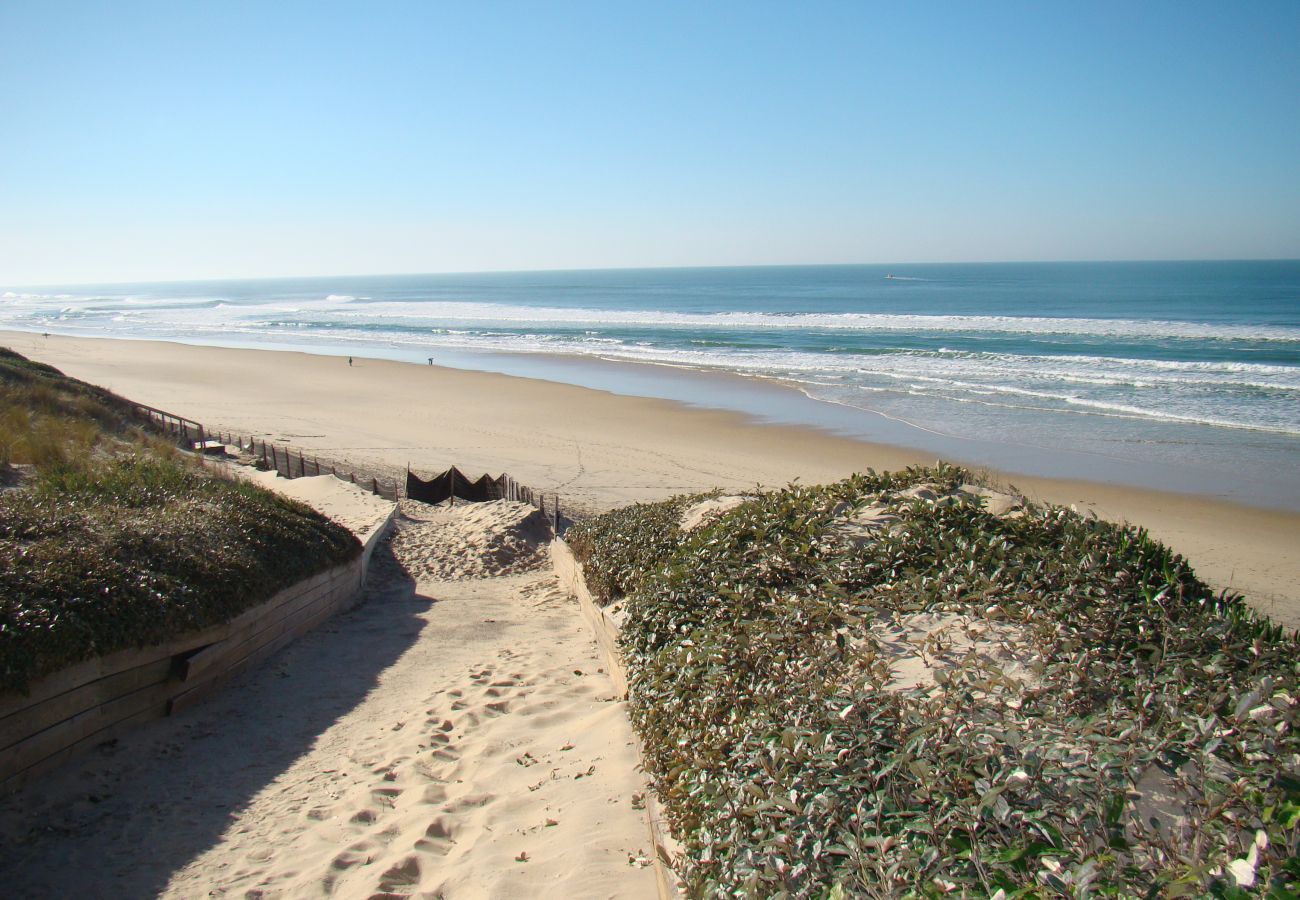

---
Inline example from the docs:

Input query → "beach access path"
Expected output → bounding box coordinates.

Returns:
[6,330,1298,628]
[0,491,659,898]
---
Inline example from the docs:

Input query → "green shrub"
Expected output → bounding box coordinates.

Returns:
[0,348,361,693]
[574,466,1300,897]
[567,491,715,604]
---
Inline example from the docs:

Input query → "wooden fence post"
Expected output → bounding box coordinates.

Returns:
[371,477,379,496]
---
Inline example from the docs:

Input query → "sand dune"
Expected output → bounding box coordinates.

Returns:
[233,468,398,544]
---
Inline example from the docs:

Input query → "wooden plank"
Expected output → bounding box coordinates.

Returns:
[1,702,167,795]
[551,539,628,698]
[0,657,174,754]
[223,571,356,666]
[0,567,337,718]
[202,564,352,678]
[179,574,340,683]
[1,675,178,783]
[0,562,356,787]
[0,628,220,720]
[170,575,357,716]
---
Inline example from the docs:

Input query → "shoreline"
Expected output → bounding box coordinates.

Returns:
[5,328,1299,626]
[11,323,1299,513]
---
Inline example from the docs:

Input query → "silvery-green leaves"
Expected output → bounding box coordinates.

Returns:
[571,465,1300,897]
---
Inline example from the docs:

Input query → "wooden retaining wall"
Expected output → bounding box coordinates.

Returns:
[0,507,397,794]
[550,539,683,900]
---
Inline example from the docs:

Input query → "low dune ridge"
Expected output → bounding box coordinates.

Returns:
[234,469,398,543]
[383,499,554,582]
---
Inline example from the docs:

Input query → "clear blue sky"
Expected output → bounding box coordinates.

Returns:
[2,1,1297,284]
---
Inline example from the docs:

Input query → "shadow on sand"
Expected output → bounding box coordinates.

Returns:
[0,539,426,897]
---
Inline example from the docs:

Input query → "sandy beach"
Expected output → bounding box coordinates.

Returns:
[6,330,1298,626]
[3,329,1300,896]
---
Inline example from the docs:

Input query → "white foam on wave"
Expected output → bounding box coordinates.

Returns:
[382,328,1300,435]
[2,291,75,302]
[314,300,1300,342]
[6,290,1299,343]
[4,289,1297,437]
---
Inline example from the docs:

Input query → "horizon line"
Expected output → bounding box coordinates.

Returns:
[6,256,1299,291]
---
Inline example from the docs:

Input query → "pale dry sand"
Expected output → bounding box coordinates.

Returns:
[7,330,1298,626]
[0,497,658,898]
[232,469,397,543]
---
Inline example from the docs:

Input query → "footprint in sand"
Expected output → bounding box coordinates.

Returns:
[414,817,458,856]
[371,787,403,804]
[330,838,376,871]
[419,785,449,805]
[378,855,422,890]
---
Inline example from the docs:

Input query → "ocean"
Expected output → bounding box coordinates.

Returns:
[4,261,1299,509]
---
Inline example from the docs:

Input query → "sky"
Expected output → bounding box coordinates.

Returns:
[1,1,1298,285]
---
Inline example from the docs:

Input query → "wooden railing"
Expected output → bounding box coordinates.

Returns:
[130,404,567,532]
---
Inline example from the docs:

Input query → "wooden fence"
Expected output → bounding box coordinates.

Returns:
[130,403,568,532]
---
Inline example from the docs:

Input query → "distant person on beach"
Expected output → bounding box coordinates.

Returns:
[428,358,433,365]
[348,357,353,366]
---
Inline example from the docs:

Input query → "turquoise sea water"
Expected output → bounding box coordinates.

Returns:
[3,261,1299,509]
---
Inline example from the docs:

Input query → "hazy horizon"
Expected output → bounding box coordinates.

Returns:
[8,257,1300,292]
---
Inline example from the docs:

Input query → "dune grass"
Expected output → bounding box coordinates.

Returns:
[0,347,360,694]
[568,466,1300,897]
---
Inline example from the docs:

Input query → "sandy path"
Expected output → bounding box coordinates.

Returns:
[0,504,658,898]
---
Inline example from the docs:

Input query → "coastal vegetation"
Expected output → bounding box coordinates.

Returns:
[568,465,1300,897]
[0,348,359,693]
